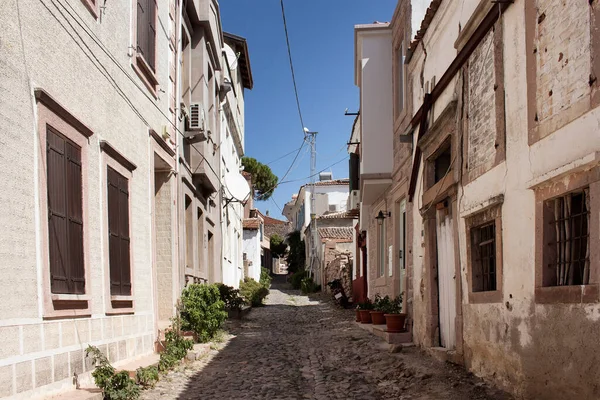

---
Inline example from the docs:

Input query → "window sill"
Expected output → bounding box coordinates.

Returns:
[51,294,91,302]
[44,296,91,320]
[535,285,599,304]
[469,290,502,304]
[107,295,134,315]
[132,54,158,99]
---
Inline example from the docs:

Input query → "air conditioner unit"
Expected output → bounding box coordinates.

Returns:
[349,190,360,210]
[184,103,207,140]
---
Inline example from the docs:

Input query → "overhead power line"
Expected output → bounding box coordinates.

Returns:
[278,157,348,185]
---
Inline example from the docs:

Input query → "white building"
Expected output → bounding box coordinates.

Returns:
[220,33,253,288]
[282,174,350,237]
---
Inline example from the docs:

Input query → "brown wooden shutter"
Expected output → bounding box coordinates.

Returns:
[147,0,157,71]
[107,167,131,296]
[136,0,147,58]
[47,127,85,294]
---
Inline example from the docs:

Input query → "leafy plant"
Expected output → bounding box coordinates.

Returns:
[241,157,278,200]
[158,327,194,372]
[373,294,392,312]
[270,233,288,258]
[301,277,318,294]
[217,283,245,311]
[286,231,306,273]
[180,284,227,342]
[290,269,307,290]
[86,345,140,400]
[239,277,269,307]
[356,298,374,310]
[135,366,158,388]
[260,267,272,288]
[381,294,403,314]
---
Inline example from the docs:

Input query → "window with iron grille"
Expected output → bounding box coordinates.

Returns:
[544,189,590,286]
[107,166,132,296]
[471,222,496,292]
[378,220,385,277]
[47,127,85,294]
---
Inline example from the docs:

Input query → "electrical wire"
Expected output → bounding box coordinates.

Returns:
[48,0,224,188]
[265,146,304,165]
[278,157,348,185]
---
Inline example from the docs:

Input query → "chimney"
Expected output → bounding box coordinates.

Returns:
[266,210,270,216]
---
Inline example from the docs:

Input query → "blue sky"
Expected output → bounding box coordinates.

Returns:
[220,0,396,219]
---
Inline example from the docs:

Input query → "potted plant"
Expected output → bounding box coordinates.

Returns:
[370,294,389,325]
[382,294,407,333]
[357,298,374,324]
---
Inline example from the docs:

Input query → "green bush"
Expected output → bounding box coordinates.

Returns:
[86,345,140,400]
[260,267,272,288]
[158,327,194,372]
[290,269,307,290]
[135,366,158,389]
[216,283,245,311]
[300,277,318,294]
[239,278,269,307]
[180,284,227,342]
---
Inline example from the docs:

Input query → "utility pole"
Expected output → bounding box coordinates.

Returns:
[304,128,318,279]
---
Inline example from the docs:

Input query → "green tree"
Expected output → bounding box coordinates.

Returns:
[286,230,306,274]
[270,233,288,258]
[242,157,278,200]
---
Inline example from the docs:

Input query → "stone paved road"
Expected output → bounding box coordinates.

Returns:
[141,276,511,400]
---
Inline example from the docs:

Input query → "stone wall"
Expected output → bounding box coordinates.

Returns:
[535,0,590,129]
[322,242,353,297]
[468,30,497,173]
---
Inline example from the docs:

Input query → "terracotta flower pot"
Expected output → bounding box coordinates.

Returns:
[370,311,386,325]
[384,313,407,333]
[355,309,361,322]
[359,309,372,324]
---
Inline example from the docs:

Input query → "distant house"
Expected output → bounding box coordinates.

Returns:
[282,174,350,276]
[257,211,292,274]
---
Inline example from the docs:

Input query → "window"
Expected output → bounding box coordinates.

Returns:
[378,219,385,277]
[466,202,503,303]
[544,189,590,287]
[434,143,452,184]
[107,167,132,296]
[395,43,404,116]
[471,222,496,292]
[135,0,158,93]
[47,127,85,295]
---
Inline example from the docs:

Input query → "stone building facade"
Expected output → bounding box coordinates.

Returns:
[0,0,252,398]
[348,0,600,397]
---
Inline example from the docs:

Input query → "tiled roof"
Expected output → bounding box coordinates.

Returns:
[312,179,350,187]
[318,227,354,241]
[409,0,443,52]
[318,209,359,220]
[265,223,292,240]
[243,218,260,230]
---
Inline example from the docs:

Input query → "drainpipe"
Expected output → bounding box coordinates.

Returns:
[174,0,184,301]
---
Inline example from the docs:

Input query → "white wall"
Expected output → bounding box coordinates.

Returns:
[358,28,394,176]
[242,229,261,282]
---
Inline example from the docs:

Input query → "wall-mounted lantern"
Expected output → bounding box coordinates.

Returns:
[376,210,391,226]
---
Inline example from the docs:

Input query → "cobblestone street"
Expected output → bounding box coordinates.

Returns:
[141,277,511,400]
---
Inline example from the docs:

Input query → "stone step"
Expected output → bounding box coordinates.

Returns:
[44,388,102,400]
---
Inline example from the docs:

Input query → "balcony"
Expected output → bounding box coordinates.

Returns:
[189,140,219,195]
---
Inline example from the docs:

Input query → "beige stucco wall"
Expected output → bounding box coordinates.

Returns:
[0,0,179,396]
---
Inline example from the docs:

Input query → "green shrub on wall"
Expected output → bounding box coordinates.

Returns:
[239,278,269,306]
[301,277,319,294]
[260,267,272,288]
[180,284,227,343]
